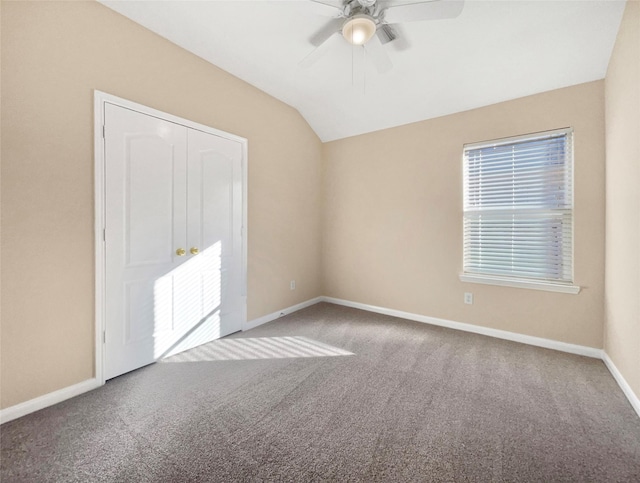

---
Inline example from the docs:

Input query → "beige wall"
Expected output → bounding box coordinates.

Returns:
[0,0,626,413]
[0,1,323,409]
[323,81,606,348]
[604,0,640,400]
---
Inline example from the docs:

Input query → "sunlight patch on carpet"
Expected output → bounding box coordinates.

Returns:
[160,336,354,362]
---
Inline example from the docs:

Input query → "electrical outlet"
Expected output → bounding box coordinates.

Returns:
[464,292,473,305]
[290,280,296,290]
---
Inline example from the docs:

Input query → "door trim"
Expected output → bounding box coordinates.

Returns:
[94,90,248,385]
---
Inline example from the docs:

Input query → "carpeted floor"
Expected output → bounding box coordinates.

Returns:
[2,302,640,482]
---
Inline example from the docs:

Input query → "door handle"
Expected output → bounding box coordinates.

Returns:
[190,247,199,255]
[176,248,186,256]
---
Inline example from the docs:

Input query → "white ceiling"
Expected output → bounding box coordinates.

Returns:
[99,0,626,142]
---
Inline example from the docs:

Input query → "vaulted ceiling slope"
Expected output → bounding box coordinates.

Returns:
[100,0,626,142]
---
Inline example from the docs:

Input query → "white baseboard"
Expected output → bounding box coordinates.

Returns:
[1,298,323,425]
[602,352,640,419]
[4,297,637,425]
[322,297,640,419]
[322,296,602,359]
[243,296,324,331]
[0,378,101,425]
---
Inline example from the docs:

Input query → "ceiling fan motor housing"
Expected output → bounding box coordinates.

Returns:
[345,0,378,18]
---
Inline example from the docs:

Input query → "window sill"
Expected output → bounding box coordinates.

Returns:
[459,273,581,294]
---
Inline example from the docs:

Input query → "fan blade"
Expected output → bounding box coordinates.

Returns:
[382,0,464,24]
[380,23,411,51]
[365,33,392,73]
[310,18,344,46]
[299,31,342,69]
[376,23,397,45]
[307,0,344,18]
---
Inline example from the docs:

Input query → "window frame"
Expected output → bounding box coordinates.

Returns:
[459,128,580,294]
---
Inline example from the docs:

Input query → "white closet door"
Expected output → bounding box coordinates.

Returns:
[104,103,188,379]
[104,104,244,379]
[182,129,243,344]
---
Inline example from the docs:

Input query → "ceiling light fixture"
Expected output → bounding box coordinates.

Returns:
[342,15,377,46]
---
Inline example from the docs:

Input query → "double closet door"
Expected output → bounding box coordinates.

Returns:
[104,103,243,380]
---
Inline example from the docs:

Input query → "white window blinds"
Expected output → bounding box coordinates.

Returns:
[463,128,574,284]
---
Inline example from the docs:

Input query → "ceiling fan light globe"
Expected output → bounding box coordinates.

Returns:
[342,15,376,46]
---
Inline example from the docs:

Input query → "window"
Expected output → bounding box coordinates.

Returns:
[461,128,579,294]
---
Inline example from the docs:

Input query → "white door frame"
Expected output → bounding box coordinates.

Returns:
[94,90,248,385]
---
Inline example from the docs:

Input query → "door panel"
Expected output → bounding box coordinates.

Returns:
[201,149,233,251]
[124,279,156,343]
[126,137,176,267]
[171,254,206,332]
[201,244,223,316]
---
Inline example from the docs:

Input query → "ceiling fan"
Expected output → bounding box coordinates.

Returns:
[300,0,465,73]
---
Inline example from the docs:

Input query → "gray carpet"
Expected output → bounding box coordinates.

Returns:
[2,302,640,482]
